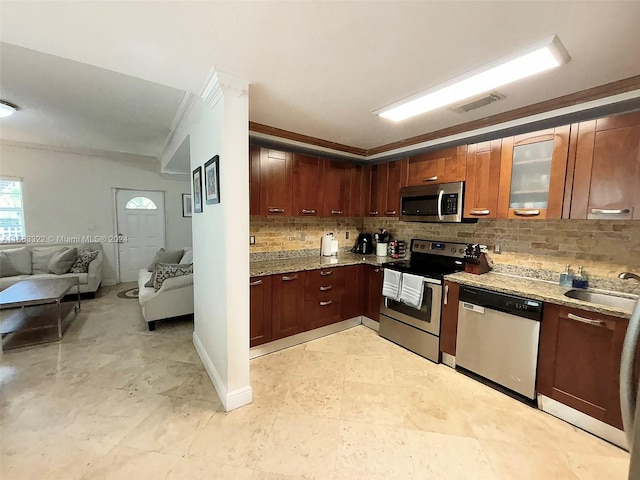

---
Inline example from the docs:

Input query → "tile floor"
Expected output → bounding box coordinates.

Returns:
[0,284,630,479]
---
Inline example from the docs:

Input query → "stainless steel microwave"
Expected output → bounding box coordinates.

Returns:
[399,181,467,223]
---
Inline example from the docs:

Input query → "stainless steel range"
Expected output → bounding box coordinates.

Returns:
[380,239,467,363]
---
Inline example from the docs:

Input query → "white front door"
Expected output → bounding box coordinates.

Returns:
[116,189,166,282]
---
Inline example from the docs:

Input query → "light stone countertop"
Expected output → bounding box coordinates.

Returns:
[250,252,387,277]
[445,271,638,320]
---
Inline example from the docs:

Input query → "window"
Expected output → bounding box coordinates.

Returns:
[125,197,157,210]
[0,178,25,242]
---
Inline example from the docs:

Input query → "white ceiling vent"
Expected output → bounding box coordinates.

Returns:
[450,92,506,114]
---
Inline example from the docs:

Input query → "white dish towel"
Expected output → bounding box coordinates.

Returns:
[382,269,402,301]
[400,273,424,309]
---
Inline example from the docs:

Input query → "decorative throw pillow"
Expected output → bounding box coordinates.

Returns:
[32,246,66,274]
[152,263,193,292]
[70,249,99,273]
[179,249,193,265]
[147,248,184,272]
[0,247,32,277]
[48,248,78,275]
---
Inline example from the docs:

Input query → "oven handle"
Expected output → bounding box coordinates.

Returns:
[382,268,442,286]
[437,189,444,221]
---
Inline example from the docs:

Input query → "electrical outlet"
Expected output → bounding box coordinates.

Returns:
[345,232,350,240]
[494,244,501,254]
[249,236,255,245]
[300,232,306,241]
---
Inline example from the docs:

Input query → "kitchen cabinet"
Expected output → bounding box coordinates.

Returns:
[341,265,365,320]
[497,126,570,219]
[537,304,636,429]
[292,154,323,216]
[249,146,261,215]
[259,148,293,216]
[367,160,406,217]
[364,264,383,321]
[439,280,460,356]
[271,271,306,340]
[348,164,367,217]
[322,160,350,217]
[571,110,640,220]
[405,146,467,186]
[463,141,502,219]
[304,267,346,330]
[249,276,272,347]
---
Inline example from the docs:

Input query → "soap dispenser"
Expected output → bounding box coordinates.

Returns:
[559,264,574,287]
[572,266,589,289]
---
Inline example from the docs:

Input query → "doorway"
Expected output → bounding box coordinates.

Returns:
[115,189,166,282]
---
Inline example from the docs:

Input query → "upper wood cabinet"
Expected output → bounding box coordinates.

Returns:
[497,125,570,220]
[348,164,367,217]
[367,160,406,217]
[249,146,261,215]
[259,149,293,216]
[322,160,350,217]
[464,140,502,219]
[570,110,640,220]
[405,146,467,186]
[292,154,323,216]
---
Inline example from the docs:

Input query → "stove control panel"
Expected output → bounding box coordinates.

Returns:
[410,239,467,258]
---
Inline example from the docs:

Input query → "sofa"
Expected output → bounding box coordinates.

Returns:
[0,243,103,294]
[137,248,193,331]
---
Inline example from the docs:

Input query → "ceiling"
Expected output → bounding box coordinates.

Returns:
[1,1,640,155]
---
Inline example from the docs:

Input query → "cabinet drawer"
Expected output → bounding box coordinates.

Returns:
[305,296,342,329]
[305,267,346,299]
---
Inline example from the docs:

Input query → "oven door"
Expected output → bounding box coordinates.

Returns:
[380,277,442,336]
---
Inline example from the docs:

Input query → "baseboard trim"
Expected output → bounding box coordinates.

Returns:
[537,394,628,450]
[193,331,252,412]
[361,316,380,331]
[250,317,361,359]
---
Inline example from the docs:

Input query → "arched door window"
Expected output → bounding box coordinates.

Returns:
[125,197,158,210]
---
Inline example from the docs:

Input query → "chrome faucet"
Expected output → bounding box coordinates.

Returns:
[619,272,640,282]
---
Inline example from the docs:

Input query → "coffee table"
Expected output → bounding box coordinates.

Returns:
[0,278,81,350]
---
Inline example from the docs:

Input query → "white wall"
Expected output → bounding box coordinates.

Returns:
[189,73,251,411]
[0,143,192,284]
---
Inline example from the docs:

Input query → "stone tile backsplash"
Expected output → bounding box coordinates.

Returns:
[250,215,640,287]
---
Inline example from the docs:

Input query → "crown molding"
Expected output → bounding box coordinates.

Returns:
[160,91,198,168]
[200,68,249,109]
[0,139,158,163]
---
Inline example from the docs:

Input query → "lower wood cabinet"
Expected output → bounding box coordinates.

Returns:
[364,265,383,322]
[271,271,306,341]
[249,276,272,347]
[305,267,346,330]
[439,280,460,356]
[537,304,637,429]
[341,265,365,320]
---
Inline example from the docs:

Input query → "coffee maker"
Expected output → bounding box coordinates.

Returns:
[353,233,374,255]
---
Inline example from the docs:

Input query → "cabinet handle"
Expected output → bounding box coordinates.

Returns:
[282,275,298,281]
[268,208,285,214]
[320,300,332,306]
[423,176,438,182]
[385,210,397,215]
[567,313,606,327]
[514,209,540,216]
[369,211,379,215]
[301,209,316,215]
[590,208,631,215]
[319,285,333,291]
[320,270,333,276]
[249,279,263,286]
[469,209,490,216]
[444,284,449,305]
[330,210,343,215]
[373,268,380,273]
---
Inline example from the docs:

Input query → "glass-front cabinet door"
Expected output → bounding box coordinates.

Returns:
[497,125,570,219]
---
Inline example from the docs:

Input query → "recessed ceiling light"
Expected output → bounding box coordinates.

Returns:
[375,35,571,122]
[0,100,19,118]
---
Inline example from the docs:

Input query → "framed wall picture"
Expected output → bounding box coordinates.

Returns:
[182,193,192,217]
[192,166,203,213]
[204,155,220,205]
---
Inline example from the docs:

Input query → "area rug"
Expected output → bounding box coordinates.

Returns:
[117,287,139,299]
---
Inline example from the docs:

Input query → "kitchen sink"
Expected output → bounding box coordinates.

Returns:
[564,289,638,311]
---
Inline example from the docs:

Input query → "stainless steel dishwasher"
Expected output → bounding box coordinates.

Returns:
[456,286,543,399]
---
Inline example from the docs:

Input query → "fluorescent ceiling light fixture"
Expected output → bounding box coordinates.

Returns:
[0,100,19,118]
[375,35,571,122]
